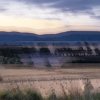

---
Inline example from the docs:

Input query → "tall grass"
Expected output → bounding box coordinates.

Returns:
[0,89,100,100]
[0,90,43,100]
[0,78,100,100]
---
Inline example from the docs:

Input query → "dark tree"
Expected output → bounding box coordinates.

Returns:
[39,47,51,55]
[95,48,100,56]
[22,47,37,54]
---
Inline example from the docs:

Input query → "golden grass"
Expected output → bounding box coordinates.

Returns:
[0,64,100,97]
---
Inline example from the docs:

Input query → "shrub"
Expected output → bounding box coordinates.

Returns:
[0,90,43,100]
[26,90,43,100]
[0,75,3,82]
[0,88,100,100]
[0,90,25,100]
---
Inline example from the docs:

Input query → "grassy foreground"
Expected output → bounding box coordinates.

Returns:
[0,67,100,100]
[0,89,100,100]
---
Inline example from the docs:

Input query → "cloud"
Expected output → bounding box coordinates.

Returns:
[16,0,100,11]
[17,0,100,20]
[0,0,99,20]
[0,0,99,34]
[0,0,7,12]
[0,8,6,12]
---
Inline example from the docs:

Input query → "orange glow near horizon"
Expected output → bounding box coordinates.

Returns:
[0,15,99,34]
[0,15,68,34]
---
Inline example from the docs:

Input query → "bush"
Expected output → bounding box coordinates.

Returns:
[0,89,100,100]
[0,75,3,82]
[0,90,43,100]
[26,90,43,100]
[0,90,25,100]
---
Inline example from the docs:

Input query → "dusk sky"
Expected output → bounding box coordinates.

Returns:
[0,0,100,34]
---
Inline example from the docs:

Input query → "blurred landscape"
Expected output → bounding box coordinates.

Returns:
[0,65,100,100]
[0,31,100,67]
[0,0,100,99]
[0,31,100,99]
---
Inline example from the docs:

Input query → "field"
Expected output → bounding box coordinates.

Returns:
[0,63,100,98]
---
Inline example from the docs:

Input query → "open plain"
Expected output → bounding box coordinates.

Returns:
[0,64,100,97]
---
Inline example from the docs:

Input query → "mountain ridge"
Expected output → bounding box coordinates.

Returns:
[0,31,100,42]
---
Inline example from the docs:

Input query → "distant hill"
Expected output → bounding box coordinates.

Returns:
[0,31,40,42]
[0,31,100,42]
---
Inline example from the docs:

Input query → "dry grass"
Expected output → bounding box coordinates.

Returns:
[0,81,100,100]
[0,64,100,98]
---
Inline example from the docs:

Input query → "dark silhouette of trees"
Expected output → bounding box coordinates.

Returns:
[22,47,37,54]
[55,47,74,56]
[76,47,86,56]
[84,42,93,56]
[55,48,64,56]
[86,47,92,56]
[0,47,22,64]
[39,47,51,55]
[0,48,15,57]
[94,48,100,56]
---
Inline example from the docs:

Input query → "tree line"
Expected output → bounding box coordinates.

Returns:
[0,44,100,64]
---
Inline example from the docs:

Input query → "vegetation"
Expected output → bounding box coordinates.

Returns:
[39,47,51,55]
[0,48,22,64]
[0,75,3,81]
[0,41,100,65]
[0,56,22,64]
[0,89,100,100]
[0,90,43,100]
[0,79,99,100]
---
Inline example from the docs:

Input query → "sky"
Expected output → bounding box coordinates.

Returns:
[0,0,100,34]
